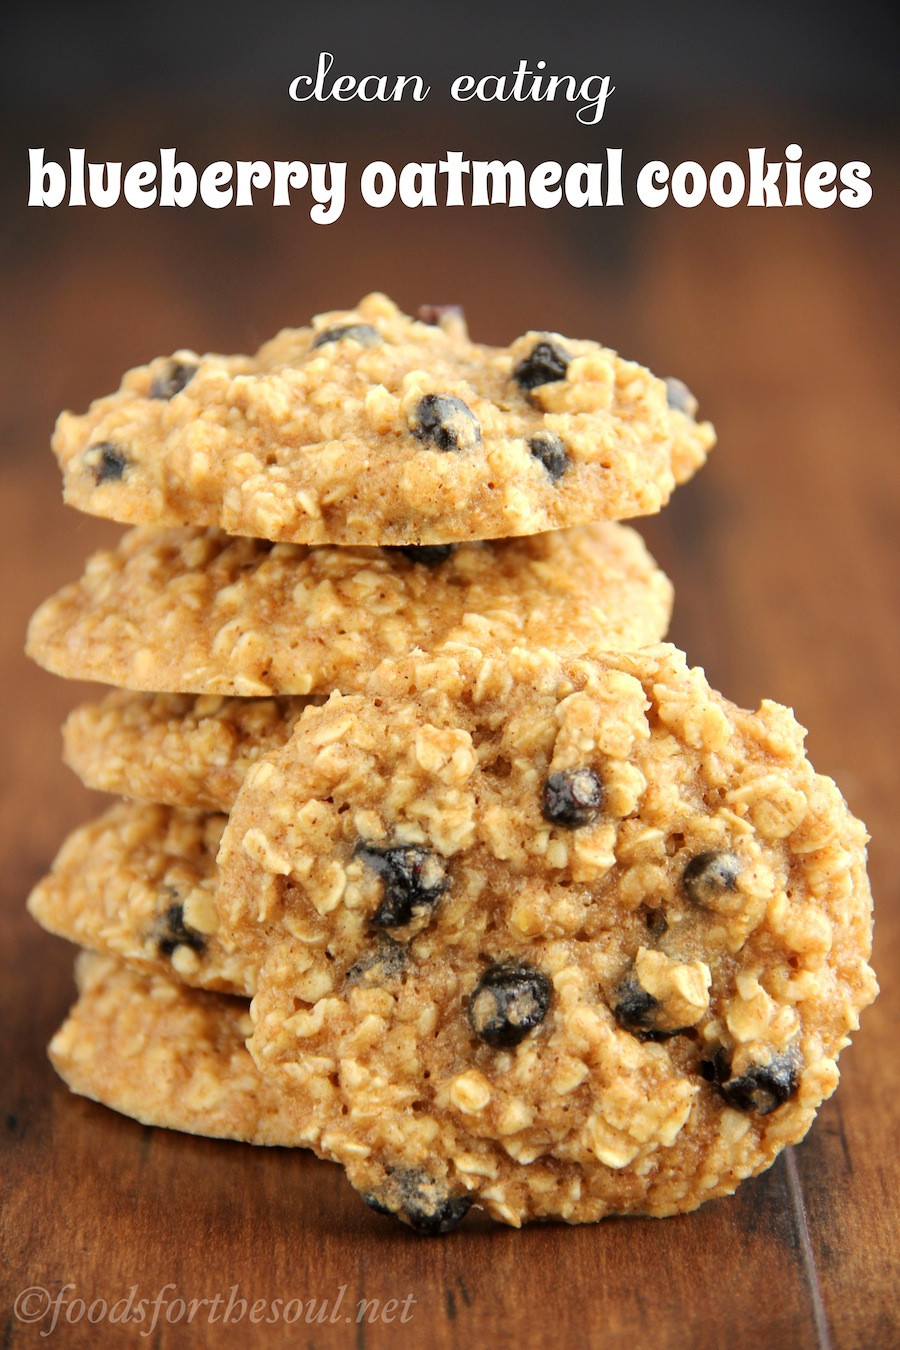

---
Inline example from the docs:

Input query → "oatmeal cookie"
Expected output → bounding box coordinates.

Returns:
[217,643,876,1230]
[63,691,315,811]
[50,953,298,1144]
[26,521,673,695]
[51,294,714,545]
[28,803,253,995]
[663,377,711,485]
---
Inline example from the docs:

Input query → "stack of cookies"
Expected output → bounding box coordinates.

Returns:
[26,295,876,1233]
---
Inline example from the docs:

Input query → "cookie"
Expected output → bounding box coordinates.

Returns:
[663,377,712,485]
[63,691,315,811]
[26,521,673,695]
[51,294,714,546]
[28,803,253,995]
[50,953,299,1144]
[216,642,876,1230]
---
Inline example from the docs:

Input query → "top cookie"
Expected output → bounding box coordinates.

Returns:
[51,294,715,546]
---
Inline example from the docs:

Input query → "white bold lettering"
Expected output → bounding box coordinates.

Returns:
[309,162,346,223]
[804,161,837,209]
[235,160,273,206]
[747,148,783,206]
[839,161,872,207]
[272,161,309,206]
[709,161,745,207]
[28,148,65,206]
[529,161,562,209]
[636,160,669,207]
[472,160,526,207]
[123,161,157,207]
[159,148,197,206]
[360,161,396,207]
[199,161,233,207]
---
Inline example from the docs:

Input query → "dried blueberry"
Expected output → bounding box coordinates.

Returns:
[88,442,127,484]
[150,359,198,400]
[360,1170,472,1236]
[613,977,665,1040]
[357,844,448,929]
[541,768,603,828]
[311,323,381,349]
[700,1048,798,1115]
[156,902,206,957]
[513,340,571,391]
[416,303,465,327]
[404,1191,472,1236]
[387,543,457,567]
[411,394,481,453]
[683,851,742,909]
[468,963,552,1049]
[344,935,408,988]
[614,964,703,1041]
[719,1054,798,1116]
[664,376,698,418]
[528,433,569,480]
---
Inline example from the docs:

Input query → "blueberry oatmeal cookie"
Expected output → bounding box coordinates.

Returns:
[50,953,299,1144]
[63,692,316,811]
[26,521,672,695]
[28,803,253,995]
[216,642,876,1230]
[51,294,714,545]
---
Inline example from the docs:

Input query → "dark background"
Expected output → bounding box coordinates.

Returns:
[3,0,897,105]
[1,0,896,361]
[1,5,898,1348]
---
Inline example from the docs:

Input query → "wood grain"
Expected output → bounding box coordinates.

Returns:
[1,112,897,1350]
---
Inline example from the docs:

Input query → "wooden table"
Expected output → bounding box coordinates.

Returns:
[2,110,897,1349]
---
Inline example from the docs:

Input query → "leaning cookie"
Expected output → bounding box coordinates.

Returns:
[63,692,315,811]
[50,953,299,1144]
[51,294,714,545]
[28,803,252,995]
[26,521,673,695]
[217,642,876,1232]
